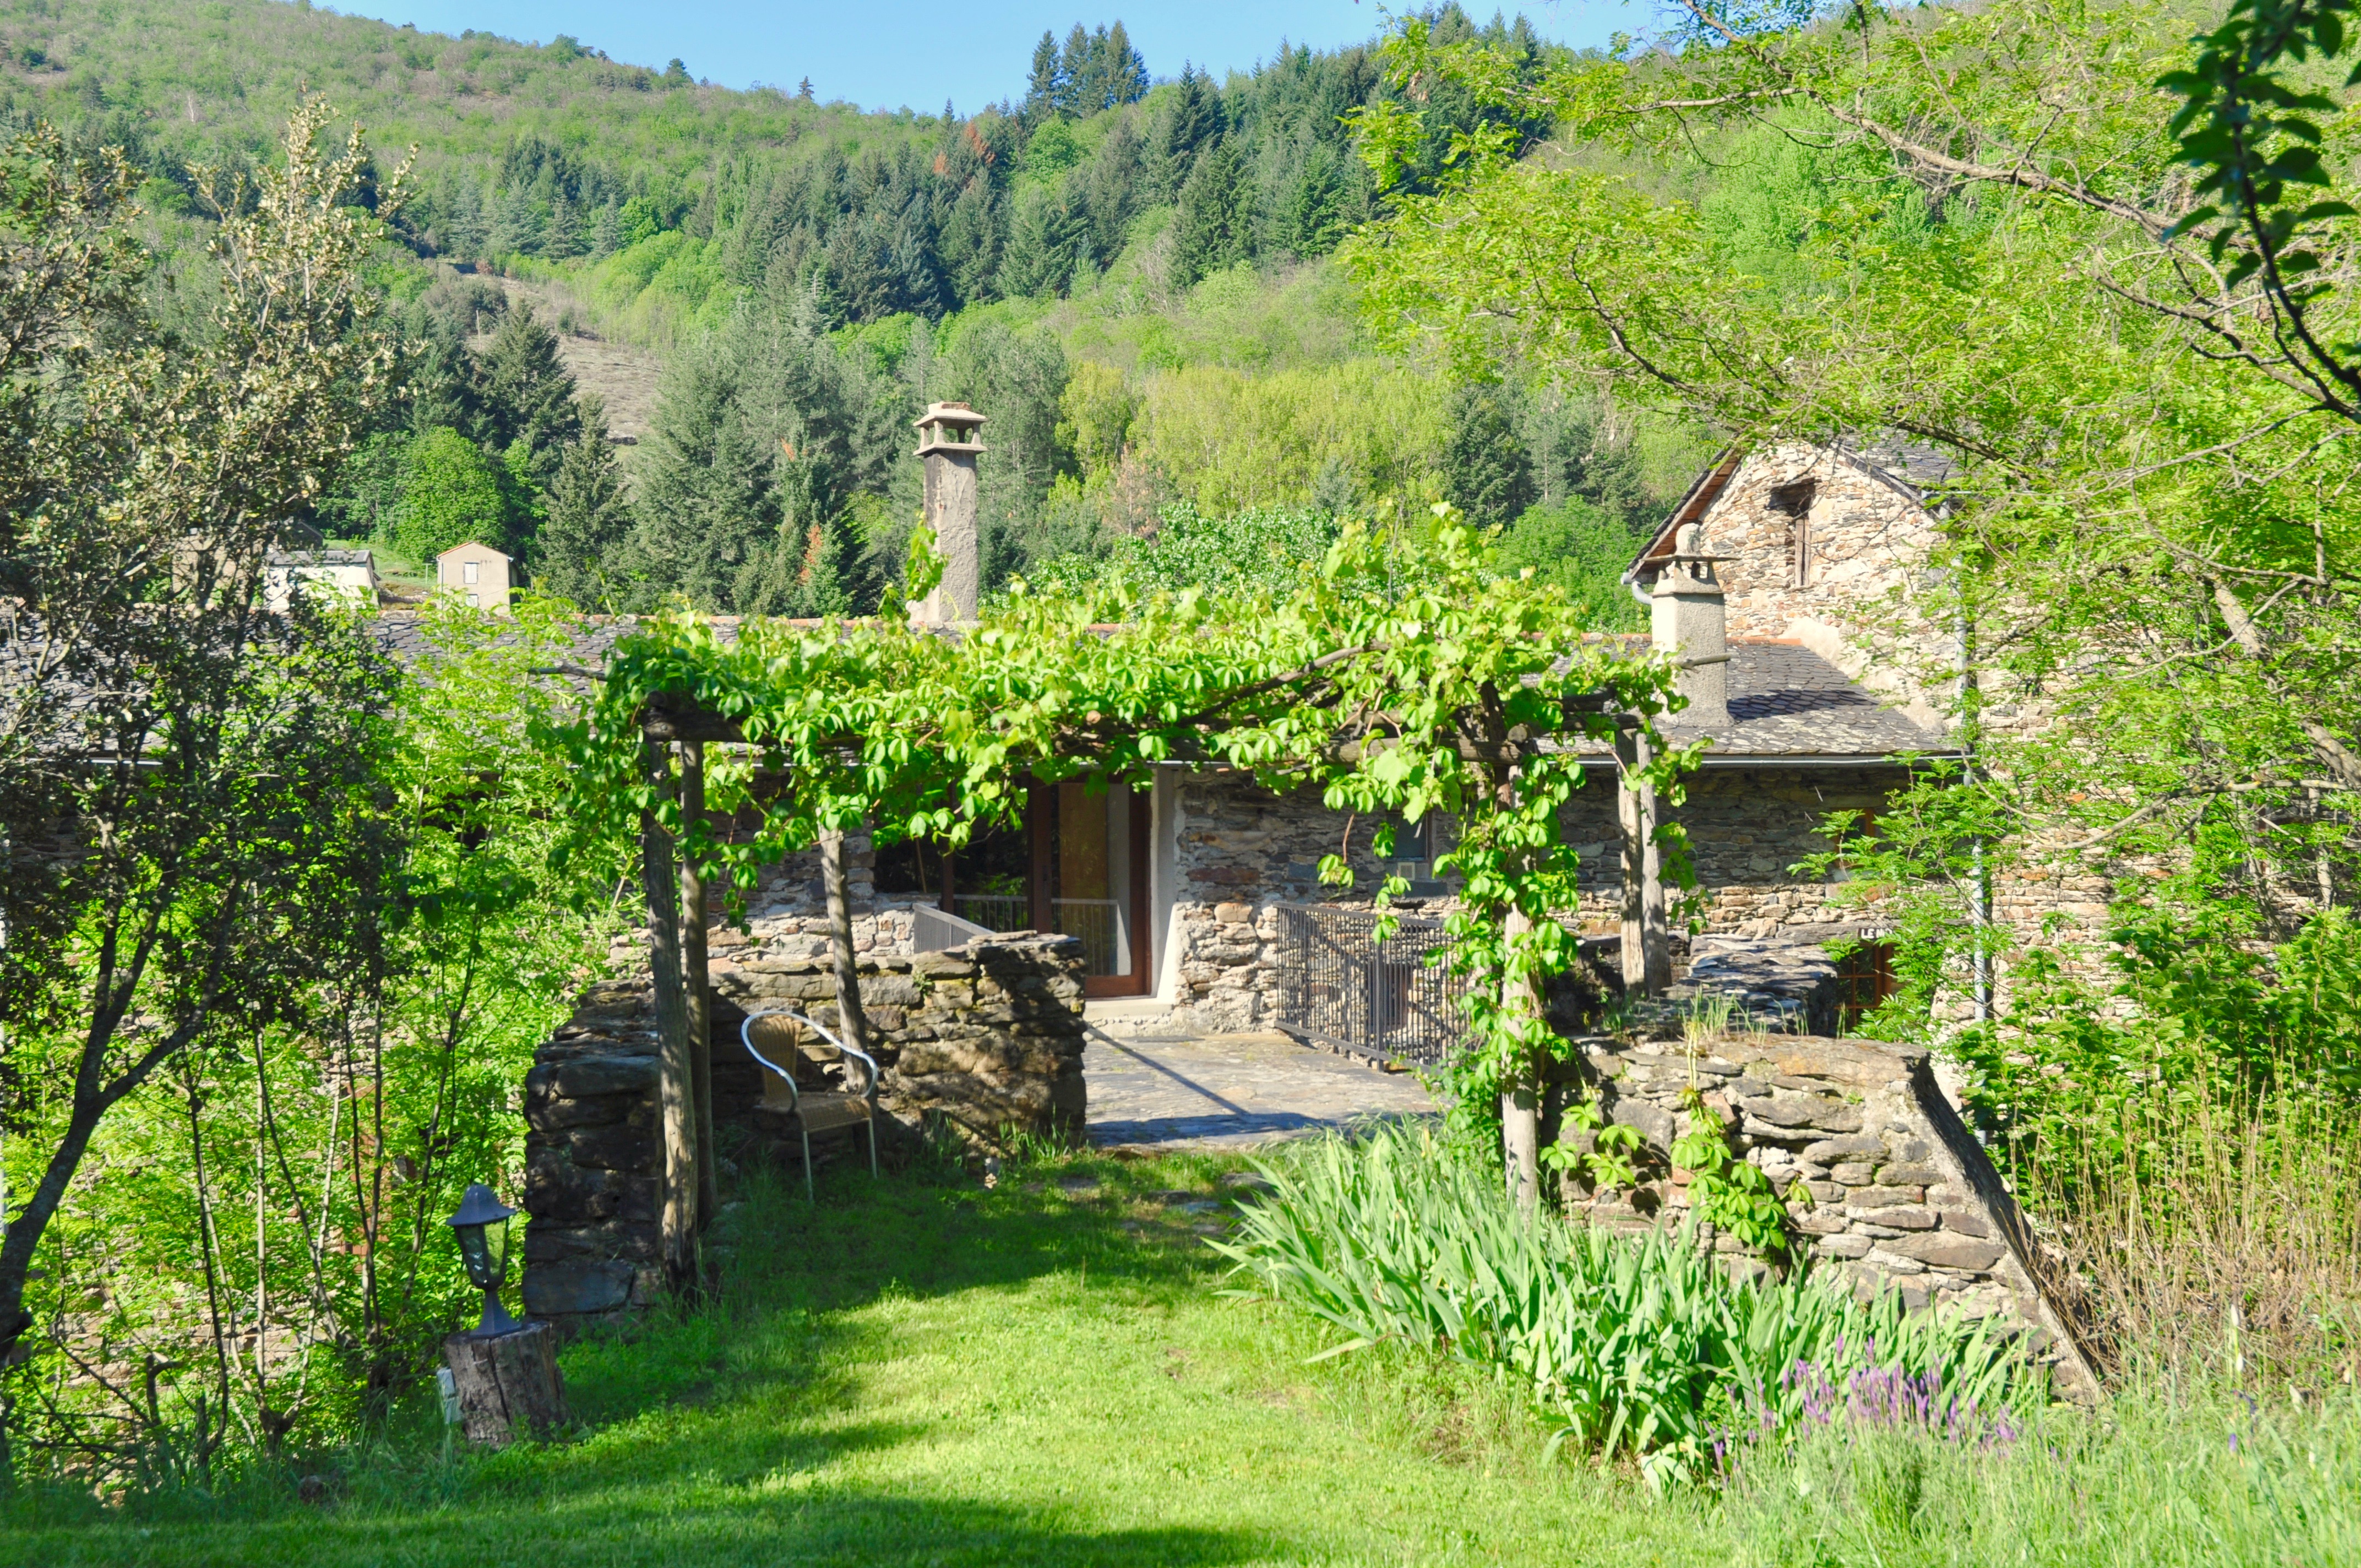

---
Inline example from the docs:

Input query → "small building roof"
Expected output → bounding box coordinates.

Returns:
[268,548,379,569]
[437,541,510,562]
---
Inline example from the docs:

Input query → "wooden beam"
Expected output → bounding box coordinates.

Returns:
[639,739,699,1292]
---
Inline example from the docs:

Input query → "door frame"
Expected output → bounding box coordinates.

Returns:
[938,780,1152,998]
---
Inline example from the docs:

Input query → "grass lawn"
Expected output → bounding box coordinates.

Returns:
[4,1147,1723,1568]
[10,1142,2355,1567]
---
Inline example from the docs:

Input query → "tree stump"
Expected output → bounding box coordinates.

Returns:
[441,1322,569,1446]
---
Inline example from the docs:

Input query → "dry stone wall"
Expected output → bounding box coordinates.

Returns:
[1549,1031,2097,1397]
[521,934,1085,1330]
[1162,768,1895,1034]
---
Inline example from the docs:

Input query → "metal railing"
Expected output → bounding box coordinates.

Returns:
[1273,903,1477,1066]
[953,895,1028,934]
[1052,897,1123,976]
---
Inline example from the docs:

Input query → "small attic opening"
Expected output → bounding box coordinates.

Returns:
[1769,478,1818,586]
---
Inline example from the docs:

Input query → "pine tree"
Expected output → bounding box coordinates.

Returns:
[1158,66,1222,198]
[472,304,581,489]
[797,76,815,101]
[543,194,584,260]
[1057,24,1092,116]
[1025,31,1063,118]
[1440,382,1537,529]
[439,179,487,260]
[590,201,623,258]
[1172,136,1252,286]
[1105,21,1149,105]
[534,400,633,609]
[1286,143,1345,257]
[486,184,543,257]
[995,187,1075,298]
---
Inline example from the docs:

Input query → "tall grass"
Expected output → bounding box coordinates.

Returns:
[1217,1122,2036,1487]
[2021,1083,2361,1390]
[1731,1381,2361,1566]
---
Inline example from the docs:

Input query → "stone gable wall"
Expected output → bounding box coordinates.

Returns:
[522,934,1085,1329]
[1549,1031,2097,1398]
[1687,445,1949,727]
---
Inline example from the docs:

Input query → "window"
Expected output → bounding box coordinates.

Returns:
[463,560,480,585]
[1769,480,1816,587]
[1835,941,1897,1031]
[466,592,480,607]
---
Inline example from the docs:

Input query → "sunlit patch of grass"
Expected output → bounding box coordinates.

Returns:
[1,1144,1722,1567]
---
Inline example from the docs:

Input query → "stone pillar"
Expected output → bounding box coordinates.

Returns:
[1651,521,1730,729]
[912,400,987,623]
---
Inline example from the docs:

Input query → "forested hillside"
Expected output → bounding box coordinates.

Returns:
[0,0,1702,618]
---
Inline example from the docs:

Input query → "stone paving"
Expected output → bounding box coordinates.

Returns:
[1084,1030,1435,1151]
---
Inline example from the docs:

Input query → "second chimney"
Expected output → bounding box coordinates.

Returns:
[912,400,987,623]
[1650,521,1730,728]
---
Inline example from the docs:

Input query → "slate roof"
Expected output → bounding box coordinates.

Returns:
[1563,641,1953,764]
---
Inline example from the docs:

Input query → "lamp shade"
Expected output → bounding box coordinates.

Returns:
[447,1183,516,1230]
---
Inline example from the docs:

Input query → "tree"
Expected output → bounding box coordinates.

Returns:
[535,402,633,608]
[1026,30,1067,119]
[1440,382,1535,528]
[387,426,513,560]
[1158,65,1222,197]
[1343,1,2361,1123]
[0,102,411,1367]
[470,302,581,487]
[627,302,891,612]
[1172,136,1253,287]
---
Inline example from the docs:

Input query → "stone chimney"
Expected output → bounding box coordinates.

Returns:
[911,401,987,623]
[1650,521,1730,728]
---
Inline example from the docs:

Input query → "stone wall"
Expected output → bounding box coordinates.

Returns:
[521,933,1086,1329]
[1547,1029,2097,1397]
[1682,443,1949,728]
[1158,767,1896,1035]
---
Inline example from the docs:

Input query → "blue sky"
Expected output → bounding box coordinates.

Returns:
[331,1,1640,112]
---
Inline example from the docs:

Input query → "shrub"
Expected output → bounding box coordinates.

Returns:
[1218,1122,2036,1487]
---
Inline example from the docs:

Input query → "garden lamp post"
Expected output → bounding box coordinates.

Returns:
[447,1183,522,1338]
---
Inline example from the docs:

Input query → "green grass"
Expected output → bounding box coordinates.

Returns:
[4,1142,2356,1567]
[0,1148,1726,1567]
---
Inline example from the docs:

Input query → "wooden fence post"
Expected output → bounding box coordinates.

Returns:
[639,738,698,1290]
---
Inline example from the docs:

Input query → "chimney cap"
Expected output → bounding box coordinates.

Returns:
[913,400,987,431]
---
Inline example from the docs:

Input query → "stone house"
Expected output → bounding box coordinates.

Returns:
[754,440,1979,1046]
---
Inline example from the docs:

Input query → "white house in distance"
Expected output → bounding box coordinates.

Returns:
[265,548,381,613]
[437,541,512,614]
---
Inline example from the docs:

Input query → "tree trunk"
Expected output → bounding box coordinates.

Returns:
[639,740,698,1291]
[442,1324,568,1447]
[1617,728,1672,997]
[1500,902,1542,1215]
[678,741,716,1227]
[818,828,871,1056]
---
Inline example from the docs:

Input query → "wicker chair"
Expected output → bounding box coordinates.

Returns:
[739,1008,881,1202]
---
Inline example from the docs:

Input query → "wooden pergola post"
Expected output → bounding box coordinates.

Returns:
[818,829,872,1057]
[1617,725,1671,998]
[678,740,716,1227]
[638,737,699,1291]
[1500,900,1542,1215]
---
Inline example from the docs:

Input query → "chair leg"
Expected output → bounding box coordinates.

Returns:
[866,1114,879,1180]
[799,1124,814,1204]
